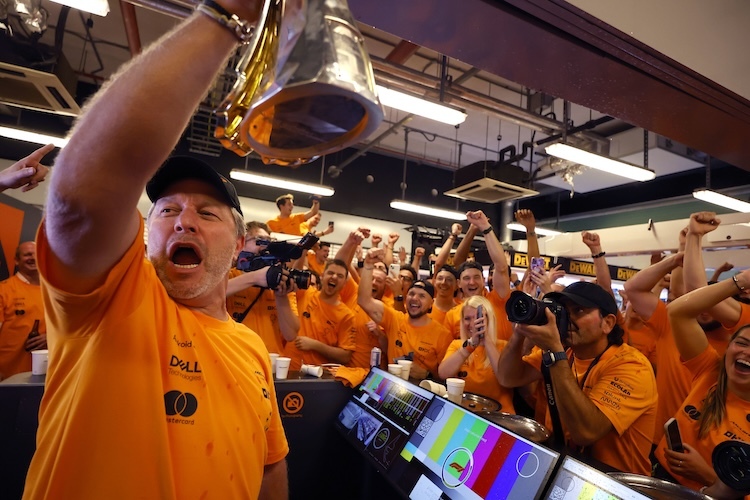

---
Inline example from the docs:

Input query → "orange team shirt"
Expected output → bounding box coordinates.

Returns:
[0,274,46,379]
[655,345,750,492]
[443,291,513,341]
[429,302,457,325]
[306,251,325,277]
[443,339,515,414]
[714,301,750,356]
[24,218,288,500]
[632,300,692,444]
[284,289,356,371]
[339,277,383,370]
[226,268,299,355]
[379,306,452,377]
[525,343,657,475]
[623,310,657,369]
[266,212,308,236]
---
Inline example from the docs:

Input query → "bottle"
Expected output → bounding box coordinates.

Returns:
[370,347,381,368]
[25,319,40,352]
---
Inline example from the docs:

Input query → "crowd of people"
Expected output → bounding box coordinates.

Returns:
[0,4,748,499]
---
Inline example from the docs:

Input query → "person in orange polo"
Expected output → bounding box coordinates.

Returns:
[498,281,657,475]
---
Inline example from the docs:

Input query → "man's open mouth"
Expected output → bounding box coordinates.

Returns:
[170,245,202,269]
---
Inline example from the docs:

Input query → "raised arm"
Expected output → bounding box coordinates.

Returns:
[357,248,386,324]
[623,252,683,320]
[667,270,750,360]
[582,231,612,296]
[335,229,366,266]
[515,209,539,262]
[467,210,509,298]
[683,211,742,324]
[453,224,477,267]
[411,246,425,273]
[0,143,53,193]
[433,223,461,277]
[303,198,320,220]
[384,232,399,267]
[44,6,261,294]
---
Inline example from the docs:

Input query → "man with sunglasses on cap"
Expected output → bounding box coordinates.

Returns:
[497,281,657,475]
[22,1,289,497]
[358,248,452,380]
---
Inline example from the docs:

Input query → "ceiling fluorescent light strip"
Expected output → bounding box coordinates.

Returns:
[376,85,467,126]
[390,200,467,220]
[693,189,750,213]
[48,0,110,16]
[0,126,68,148]
[545,143,656,182]
[506,222,562,236]
[230,170,335,197]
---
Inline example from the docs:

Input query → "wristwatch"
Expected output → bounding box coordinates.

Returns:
[542,350,567,367]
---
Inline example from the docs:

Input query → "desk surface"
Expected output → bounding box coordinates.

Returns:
[0,372,45,386]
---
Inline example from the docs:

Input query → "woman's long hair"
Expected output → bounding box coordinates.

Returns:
[459,295,497,368]
[698,324,750,439]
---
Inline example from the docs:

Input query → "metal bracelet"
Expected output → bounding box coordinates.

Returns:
[196,1,255,43]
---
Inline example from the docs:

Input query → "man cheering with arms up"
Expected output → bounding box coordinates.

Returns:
[22,1,289,498]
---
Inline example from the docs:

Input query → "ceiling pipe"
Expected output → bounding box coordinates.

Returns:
[370,61,562,134]
[119,0,143,56]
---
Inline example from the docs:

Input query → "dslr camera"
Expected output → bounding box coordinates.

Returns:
[505,290,569,342]
[237,232,318,289]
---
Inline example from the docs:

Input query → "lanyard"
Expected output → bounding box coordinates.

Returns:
[574,344,612,390]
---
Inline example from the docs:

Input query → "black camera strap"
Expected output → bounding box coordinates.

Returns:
[541,362,567,449]
[232,288,265,324]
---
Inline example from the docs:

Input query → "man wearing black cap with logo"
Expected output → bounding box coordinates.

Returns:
[22,1,290,497]
[357,248,452,381]
[497,281,657,476]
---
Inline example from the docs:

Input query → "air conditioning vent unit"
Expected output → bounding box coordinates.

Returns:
[0,39,80,116]
[444,161,538,203]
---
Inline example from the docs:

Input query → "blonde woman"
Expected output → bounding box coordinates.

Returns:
[438,295,515,413]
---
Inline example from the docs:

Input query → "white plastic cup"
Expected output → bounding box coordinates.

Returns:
[301,363,323,378]
[276,357,291,380]
[445,377,466,404]
[31,349,48,375]
[419,379,447,396]
[387,363,402,378]
[396,359,412,380]
[268,353,279,374]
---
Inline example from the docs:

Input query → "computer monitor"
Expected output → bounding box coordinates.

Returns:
[335,368,560,499]
[542,456,651,500]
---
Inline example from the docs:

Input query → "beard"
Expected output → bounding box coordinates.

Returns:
[150,237,236,301]
[408,308,428,320]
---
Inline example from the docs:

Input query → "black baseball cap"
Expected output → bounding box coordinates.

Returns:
[545,281,617,317]
[146,156,243,216]
[409,280,435,298]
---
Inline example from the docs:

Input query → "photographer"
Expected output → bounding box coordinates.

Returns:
[227,221,300,355]
[497,281,657,475]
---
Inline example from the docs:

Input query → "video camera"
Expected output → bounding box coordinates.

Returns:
[505,290,569,343]
[237,232,319,289]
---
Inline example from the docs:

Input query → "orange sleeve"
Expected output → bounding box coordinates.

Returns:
[337,308,357,352]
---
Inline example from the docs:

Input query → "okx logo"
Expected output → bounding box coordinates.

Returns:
[164,390,198,418]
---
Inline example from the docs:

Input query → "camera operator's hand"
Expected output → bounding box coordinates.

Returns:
[513,308,565,353]
[371,233,383,247]
[273,273,297,297]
